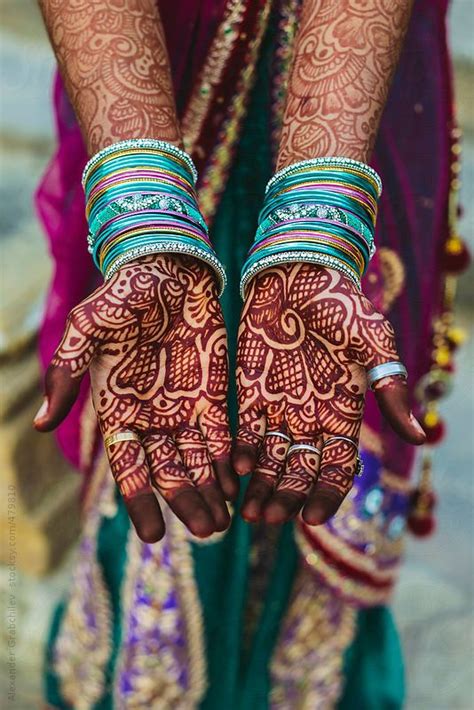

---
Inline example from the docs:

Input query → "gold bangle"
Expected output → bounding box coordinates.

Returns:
[104,430,141,450]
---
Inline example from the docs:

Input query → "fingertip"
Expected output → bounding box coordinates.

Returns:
[232,442,258,476]
[33,397,54,432]
[407,412,427,445]
[240,500,262,523]
[126,493,166,543]
[263,493,302,525]
[302,495,340,527]
[136,523,166,544]
[188,512,216,539]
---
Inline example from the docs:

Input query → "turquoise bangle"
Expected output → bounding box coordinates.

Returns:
[240,157,382,298]
[253,221,371,270]
[82,139,226,293]
[258,189,376,230]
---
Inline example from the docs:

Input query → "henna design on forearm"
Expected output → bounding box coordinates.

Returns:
[38,0,181,153]
[277,0,413,167]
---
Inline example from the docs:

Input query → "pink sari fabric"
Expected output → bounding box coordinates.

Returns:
[35,0,453,483]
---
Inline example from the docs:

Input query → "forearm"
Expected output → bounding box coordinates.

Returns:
[277,0,413,168]
[38,0,181,155]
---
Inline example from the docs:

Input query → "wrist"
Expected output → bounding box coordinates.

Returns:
[83,139,226,294]
[240,157,381,299]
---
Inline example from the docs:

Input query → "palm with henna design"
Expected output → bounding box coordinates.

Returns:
[35,255,238,543]
[234,264,425,526]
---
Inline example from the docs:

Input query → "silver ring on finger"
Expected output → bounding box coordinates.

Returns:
[287,443,321,457]
[355,456,364,477]
[324,435,358,450]
[366,361,407,389]
[324,437,364,477]
[265,431,292,444]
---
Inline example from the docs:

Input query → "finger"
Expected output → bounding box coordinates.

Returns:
[34,309,97,432]
[241,431,290,523]
[106,437,165,543]
[302,436,358,526]
[265,438,322,525]
[175,427,230,532]
[358,308,426,446]
[144,433,215,539]
[373,376,426,445]
[233,408,266,476]
[199,404,238,501]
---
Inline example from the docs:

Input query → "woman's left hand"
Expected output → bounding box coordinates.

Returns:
[234,263,425,526]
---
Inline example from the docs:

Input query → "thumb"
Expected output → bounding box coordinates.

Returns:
[34,308,97,432]
[373,377,426,445]
[34,364,84,432]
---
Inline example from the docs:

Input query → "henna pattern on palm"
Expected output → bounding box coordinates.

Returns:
[35,255,237,542]
[234,264,424,526]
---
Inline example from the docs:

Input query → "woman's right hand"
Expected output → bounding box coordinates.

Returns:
[34,254,237,543]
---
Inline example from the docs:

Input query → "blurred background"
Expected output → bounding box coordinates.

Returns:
[0,1,473,707]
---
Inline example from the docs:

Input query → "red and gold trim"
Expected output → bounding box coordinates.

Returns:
[181,0,273,223]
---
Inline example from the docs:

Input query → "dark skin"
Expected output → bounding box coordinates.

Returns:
[232,0,423,524]
[37,0,423,541]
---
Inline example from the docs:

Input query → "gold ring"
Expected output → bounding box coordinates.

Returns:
[104,431,141,449]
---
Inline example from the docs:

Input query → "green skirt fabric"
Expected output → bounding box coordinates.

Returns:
[44,21,405,710]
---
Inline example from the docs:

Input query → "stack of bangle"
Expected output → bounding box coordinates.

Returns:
[240,157,382,297]
[82,138,226,294]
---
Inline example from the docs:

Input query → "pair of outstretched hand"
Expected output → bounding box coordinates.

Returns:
[34,255,425,542]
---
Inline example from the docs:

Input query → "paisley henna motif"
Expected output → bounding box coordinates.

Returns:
[235,264,423,525]
[39,0,181,153]
[277,0,413,167]
[41,255,236,541]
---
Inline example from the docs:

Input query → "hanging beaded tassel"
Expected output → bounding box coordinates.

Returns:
[409,124,470,537]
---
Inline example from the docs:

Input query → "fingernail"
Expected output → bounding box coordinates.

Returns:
[34,398,48,423]
[410,412,425,436]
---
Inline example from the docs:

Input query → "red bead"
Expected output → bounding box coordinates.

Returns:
[442,238,471,274]
[421,414,446,444]
[407,514,436,537]
[407,489,437,538]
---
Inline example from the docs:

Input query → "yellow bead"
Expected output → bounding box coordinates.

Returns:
[424,410,439,428]
[447,326,467,346]
[445,236,463,255]
[434,347,451,367]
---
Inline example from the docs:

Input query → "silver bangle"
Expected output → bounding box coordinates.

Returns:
[239,250,361,299]
[288,443,322,457]
[366,361,407,389]
[104,241,227,296]
[265,157,382,198]
[265,431,292,444]
[82,138,198,187]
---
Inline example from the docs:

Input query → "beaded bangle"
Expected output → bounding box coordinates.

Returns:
[265,157,382,197]
[240,157,381,298]
[82,140,226,294]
